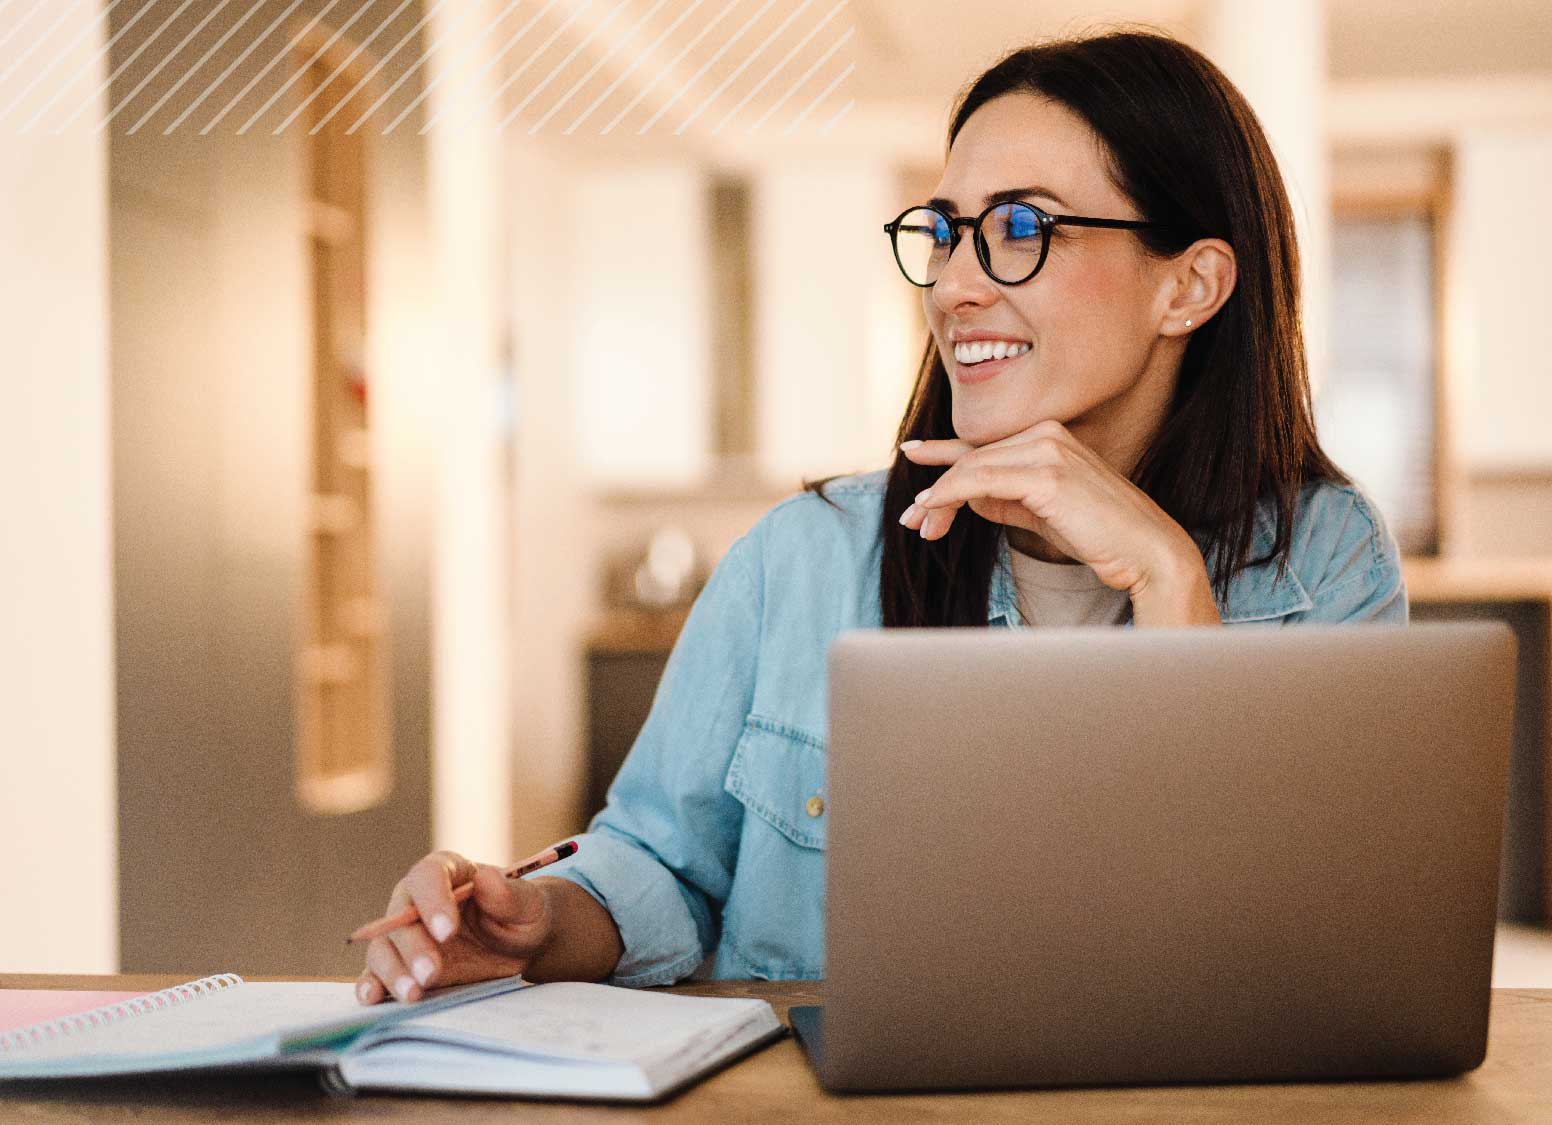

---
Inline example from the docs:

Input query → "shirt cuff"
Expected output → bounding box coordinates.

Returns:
[533,830,708,987]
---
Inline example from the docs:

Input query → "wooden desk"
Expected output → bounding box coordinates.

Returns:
[5,976,1552,1121]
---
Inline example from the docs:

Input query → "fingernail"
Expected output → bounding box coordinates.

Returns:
[430,914,454,942]
[915,488,932,504]
[395,976,416,1002]
[899,440,923,451]
[898,504,918,526]
[355,980,371,1003]
[412,957,434,986]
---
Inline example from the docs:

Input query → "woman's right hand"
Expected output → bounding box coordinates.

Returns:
[356,850,554,1005]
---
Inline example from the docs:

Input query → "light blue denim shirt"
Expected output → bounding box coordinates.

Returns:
[541,469,1407,985]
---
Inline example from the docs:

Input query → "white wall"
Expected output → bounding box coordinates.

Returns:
[1448,129,1552,473]
[1199,0,1331,395]
[508,140,594,852]
[573,163,714,490]
[0,1,117,971]
[424,0,514,861]
[753,163,915,485]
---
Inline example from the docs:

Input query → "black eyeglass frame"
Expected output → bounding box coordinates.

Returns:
[882,200,1163,287]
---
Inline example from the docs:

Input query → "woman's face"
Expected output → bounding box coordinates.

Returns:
[924,93,1181,469]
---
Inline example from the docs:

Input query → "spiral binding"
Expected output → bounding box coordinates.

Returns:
[0,973,244,1051]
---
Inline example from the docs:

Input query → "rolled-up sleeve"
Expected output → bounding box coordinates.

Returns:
[1297,486,1409,625]
[534,532,761,986]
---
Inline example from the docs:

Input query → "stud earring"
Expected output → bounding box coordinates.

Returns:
[1184,319,1194,328]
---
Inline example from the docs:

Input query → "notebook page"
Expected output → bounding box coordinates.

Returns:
[0,984,362,1068]
[366,981,770,1064]
[0,976,528,1078]
[0,991,145,1035]
[340,1039,652,1100]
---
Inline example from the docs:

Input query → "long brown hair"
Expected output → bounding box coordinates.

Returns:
[811,30,1345,627]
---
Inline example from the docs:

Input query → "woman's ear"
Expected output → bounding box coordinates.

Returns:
[1159,238,1236,336]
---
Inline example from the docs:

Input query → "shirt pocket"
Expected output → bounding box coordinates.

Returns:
[723,715,828,850]
[718,715,828,979]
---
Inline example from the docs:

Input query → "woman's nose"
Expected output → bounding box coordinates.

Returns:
[930,233,997,313]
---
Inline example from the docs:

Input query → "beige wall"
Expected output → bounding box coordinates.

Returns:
[1448,129,1552,476]
[423,0,515,862]
[0,1,117,972]
[507,141,594,853]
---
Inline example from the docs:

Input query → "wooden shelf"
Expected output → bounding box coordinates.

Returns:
[1403,556,1552,602]
[586,607,691,654]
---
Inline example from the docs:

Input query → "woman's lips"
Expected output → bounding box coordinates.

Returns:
[952,349,1024,386]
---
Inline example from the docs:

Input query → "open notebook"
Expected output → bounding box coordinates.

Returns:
[0,974,784,1102]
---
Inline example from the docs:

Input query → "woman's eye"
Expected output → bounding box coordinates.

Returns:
[1006,214,1039,240]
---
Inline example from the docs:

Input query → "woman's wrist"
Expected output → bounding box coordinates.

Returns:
[519,876,625,983]
[1130,536,1223,626]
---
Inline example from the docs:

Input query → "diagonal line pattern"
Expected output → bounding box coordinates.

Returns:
[25,0,153,132]
[2,0,860,141]
[0,0,121,126]
[347,0,501,133]
[782,58,851,135]
[437,0,590,135]
[527,0,672,136]
[99,0,238,132]
[818,94,852,134]
[636,0,776,135]
[57,0,195,132]
[563,0,708,135]
[496,0,631,133]
[599,0,738,135]
[0,0,52,59]
[706,0,846,136]
[166,0,307,134]
[128,0,270,134]
[749,24,851,133]
[0,0,87,93]
[406,0,563,136]
[201,0,341,133]
[661,0,806,135]
[310,0,450,134]
[236,0,374,134]
[270,0,417,134]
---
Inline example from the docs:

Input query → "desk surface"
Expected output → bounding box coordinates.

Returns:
[5,975,1552,1122]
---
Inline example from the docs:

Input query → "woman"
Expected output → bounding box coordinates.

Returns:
[357,30,1405,1004]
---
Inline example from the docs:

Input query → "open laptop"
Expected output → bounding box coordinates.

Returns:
[791,622,1515,1091]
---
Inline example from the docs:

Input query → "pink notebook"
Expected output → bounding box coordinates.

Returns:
[0,991,145,1035]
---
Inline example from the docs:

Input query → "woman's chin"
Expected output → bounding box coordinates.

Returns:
[951,409,1044,448]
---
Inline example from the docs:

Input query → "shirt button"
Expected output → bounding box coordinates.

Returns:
[806,795,825,818]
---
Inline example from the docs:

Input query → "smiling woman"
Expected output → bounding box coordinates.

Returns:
[353,30,1408,1001]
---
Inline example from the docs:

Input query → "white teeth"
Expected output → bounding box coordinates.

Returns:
[953,340,1029,365]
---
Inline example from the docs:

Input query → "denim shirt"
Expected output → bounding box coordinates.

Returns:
[542,469,1407,985]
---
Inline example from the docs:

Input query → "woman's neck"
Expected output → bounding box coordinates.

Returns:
[1006,527,1077,564]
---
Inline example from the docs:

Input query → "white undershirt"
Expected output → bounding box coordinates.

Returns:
[1007,547,1133,628]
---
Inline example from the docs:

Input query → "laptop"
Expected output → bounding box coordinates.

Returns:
[791,622,1515,1091]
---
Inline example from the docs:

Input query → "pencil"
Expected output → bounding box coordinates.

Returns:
[345,841,579,945]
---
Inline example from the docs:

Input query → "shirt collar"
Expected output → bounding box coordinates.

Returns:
[984,499,1312,627]
[988,531,1022,627]
[1210,502,1314,623]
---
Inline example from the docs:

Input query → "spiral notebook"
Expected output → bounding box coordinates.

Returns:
[0,974,783,1101]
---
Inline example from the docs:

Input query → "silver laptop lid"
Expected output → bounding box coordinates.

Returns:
[821,623,1514,1090]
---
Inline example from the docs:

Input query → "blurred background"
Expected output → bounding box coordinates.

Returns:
[2,0,1551,977]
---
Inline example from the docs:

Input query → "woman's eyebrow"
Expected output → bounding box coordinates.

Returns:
[927,186,1071,213]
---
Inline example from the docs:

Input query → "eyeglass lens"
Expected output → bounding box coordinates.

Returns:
[892,202,1045,286]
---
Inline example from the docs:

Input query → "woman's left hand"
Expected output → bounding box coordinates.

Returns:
[899,420,1222,626]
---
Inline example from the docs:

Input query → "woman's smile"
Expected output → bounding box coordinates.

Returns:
[952,344,1029,386]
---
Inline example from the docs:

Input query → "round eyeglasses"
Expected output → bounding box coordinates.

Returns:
[882,200,1162,287]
